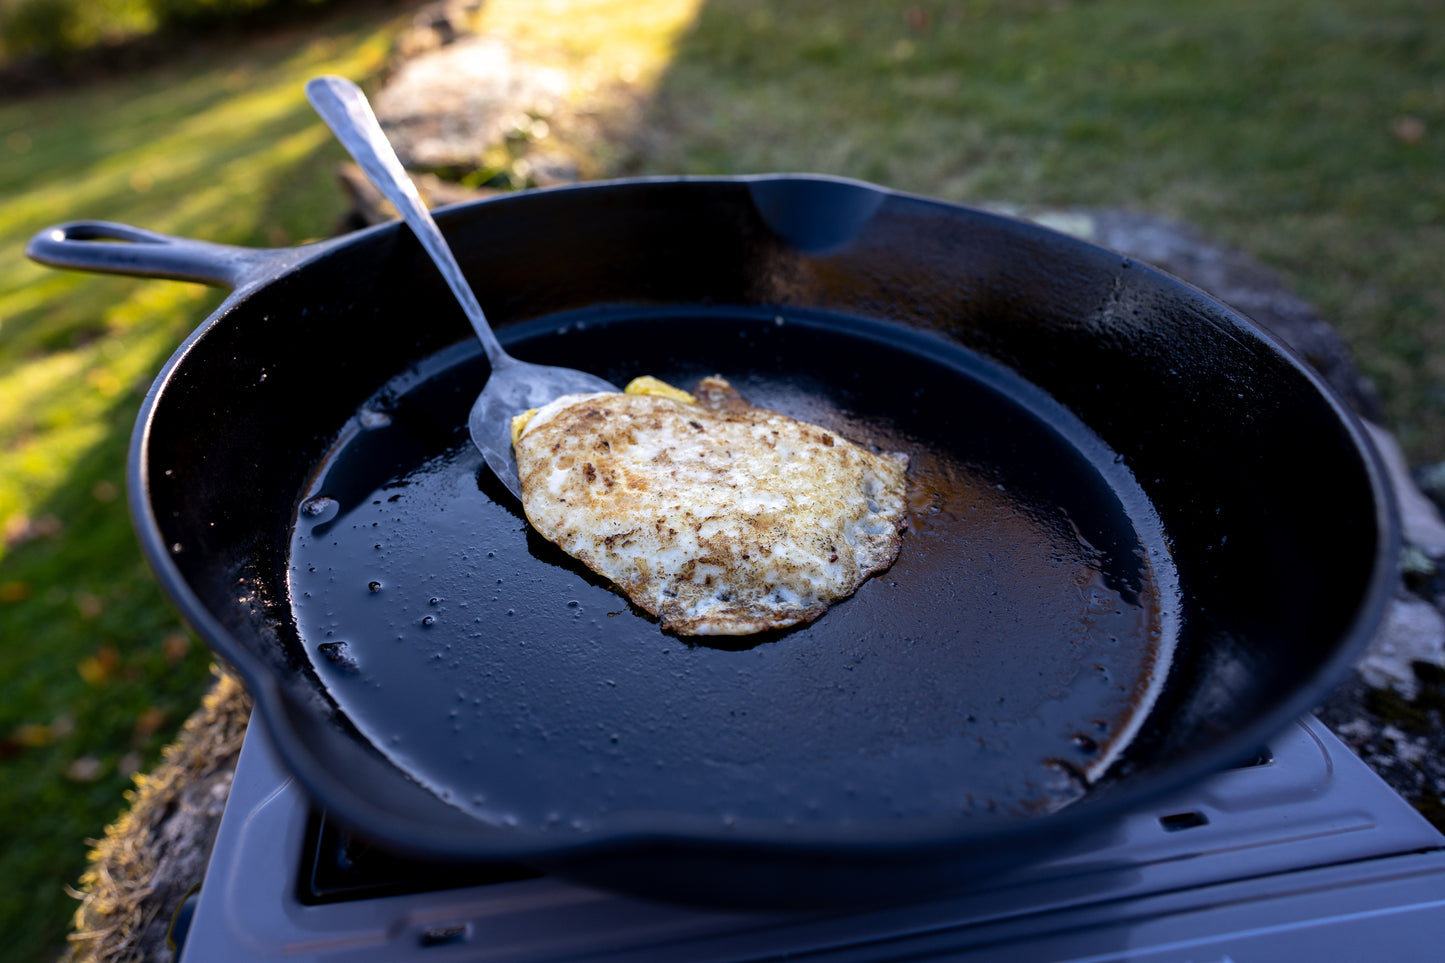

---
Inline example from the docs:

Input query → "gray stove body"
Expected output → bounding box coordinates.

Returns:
[179,715,1445,962]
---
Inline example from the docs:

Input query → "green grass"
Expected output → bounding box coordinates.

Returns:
[2,0,1444,958]
[0,7,401,958]
[0,0,344,60]
[617,0,1445,458]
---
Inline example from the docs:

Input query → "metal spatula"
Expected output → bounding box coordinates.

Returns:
[305,75,618,502]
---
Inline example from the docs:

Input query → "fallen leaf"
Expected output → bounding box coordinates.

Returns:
[1,515,28,544]
[2,514,63,549]
[75,592,104,619]
[0,716,73,754]
[77,645,120,685]
[77,658,107,685]
[162,632,191,662]
[117,752,143,777]
[132,707,168,741]
[50,714,76,739]
[66,756,104,781]
[1392,115,1426,144]
[10,723,53,748]
[85,367,124,397]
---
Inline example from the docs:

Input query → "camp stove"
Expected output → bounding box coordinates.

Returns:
[177,714,1445,962]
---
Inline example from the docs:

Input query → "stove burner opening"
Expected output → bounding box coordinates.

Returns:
[298,809,541,906]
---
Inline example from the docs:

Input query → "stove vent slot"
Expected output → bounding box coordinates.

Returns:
[1158,810,1210,832]
[420,923,471,947]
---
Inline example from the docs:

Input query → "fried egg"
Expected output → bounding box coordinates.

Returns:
[512,376,909,635]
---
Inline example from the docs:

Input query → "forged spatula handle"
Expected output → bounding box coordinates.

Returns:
[306,74,618,503]
[304,75,511,370]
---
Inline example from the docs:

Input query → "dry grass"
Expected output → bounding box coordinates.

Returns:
[64,669,250,963]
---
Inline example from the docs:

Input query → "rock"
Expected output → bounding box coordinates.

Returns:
[373,34,567,173]
[516,151,582,188]
[1415,461,1445,516]
[393,0,485,61]
[1362,420,1445,557]
[1317,668,1445,829]
[1356,596,1445,699]
[334,161,497,230]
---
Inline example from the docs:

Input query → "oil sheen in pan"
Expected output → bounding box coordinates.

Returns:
[288,308,1181,832]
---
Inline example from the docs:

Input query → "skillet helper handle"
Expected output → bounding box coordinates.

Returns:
[26,221,286,291]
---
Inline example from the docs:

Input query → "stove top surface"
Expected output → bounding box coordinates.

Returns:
[178,715,1445,962]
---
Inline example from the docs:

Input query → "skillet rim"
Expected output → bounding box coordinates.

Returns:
[122,173,1401,863]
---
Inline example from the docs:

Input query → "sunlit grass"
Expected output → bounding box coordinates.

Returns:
[474,0,703,87]
[0,283,213,526]
[0,7,403,958]
[461,0,705,177]
[0,30,389,541]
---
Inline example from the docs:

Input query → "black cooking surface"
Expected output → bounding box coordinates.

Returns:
[287,308,1180,837]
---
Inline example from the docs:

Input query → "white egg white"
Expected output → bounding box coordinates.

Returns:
[513,376,909,635]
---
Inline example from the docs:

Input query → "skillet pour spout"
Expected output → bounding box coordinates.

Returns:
[27,175,1397,909]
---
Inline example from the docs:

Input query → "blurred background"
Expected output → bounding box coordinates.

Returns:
[2,0,1442,957]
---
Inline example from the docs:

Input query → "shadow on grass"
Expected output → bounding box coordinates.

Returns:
[0,5,405,957]
[0,409,216,962]
[0,0,415,101]
[1,88,347,361]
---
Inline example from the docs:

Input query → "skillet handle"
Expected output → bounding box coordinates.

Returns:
[26,221,297,291]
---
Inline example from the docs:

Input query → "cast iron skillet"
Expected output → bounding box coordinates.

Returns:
[28,175,1397,908]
